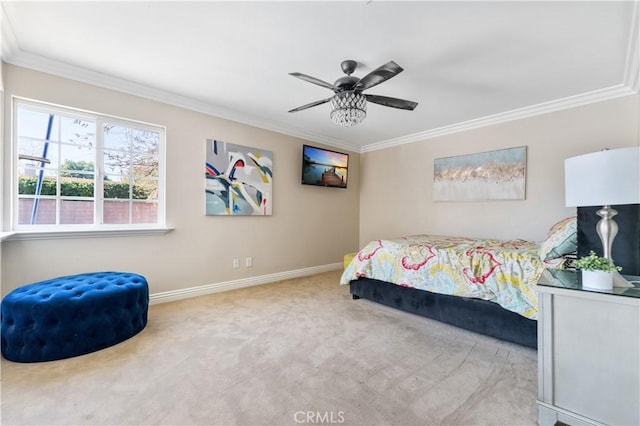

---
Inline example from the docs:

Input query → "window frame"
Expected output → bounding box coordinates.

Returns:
[9,97,170,240]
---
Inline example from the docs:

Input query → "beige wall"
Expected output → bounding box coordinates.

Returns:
[1,65,360,295]
[359,95,640,245]
[0,60,4,284]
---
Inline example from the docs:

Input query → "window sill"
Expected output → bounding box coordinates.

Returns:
[5,227,174,241]
[0,232,17,242]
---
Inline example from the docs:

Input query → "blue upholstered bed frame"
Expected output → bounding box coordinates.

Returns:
[349,278,537,349]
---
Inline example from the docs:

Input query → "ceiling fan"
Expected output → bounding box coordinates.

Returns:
[288,60,418,127]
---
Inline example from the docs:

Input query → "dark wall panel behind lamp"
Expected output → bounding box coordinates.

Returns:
[577,204,640,276]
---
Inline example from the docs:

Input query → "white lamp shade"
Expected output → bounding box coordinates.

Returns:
[565,146,640,207]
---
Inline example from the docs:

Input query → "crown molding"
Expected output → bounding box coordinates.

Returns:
[361,83,637,153]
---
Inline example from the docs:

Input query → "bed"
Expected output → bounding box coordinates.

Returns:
[341,218,577,348]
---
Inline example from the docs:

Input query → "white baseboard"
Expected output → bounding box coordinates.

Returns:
[149,262,343,305]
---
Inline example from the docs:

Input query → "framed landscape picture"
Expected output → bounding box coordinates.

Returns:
[434,147,526,201]
[301,145,349,188]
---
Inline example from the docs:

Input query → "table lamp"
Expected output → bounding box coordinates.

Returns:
[565,146,640,287]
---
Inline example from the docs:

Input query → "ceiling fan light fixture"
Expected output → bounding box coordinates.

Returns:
[330,91,366,127]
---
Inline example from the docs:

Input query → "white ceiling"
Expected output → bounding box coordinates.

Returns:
[1,1,638,153]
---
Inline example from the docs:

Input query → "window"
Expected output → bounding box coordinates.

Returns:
[13,98,165,232]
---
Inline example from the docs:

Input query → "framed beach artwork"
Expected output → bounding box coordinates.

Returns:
[301,145,349,188]
[433,147,527,201]
[205,139,273,215]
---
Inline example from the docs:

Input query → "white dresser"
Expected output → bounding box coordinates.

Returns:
[537,269,640,426]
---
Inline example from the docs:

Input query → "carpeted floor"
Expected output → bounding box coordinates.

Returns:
[0,270,537,425]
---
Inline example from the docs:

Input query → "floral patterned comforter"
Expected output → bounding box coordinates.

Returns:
[340,235,564,319]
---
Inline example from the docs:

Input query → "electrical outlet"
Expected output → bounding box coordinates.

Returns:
[245,257,252,267]
[233,259,240,269]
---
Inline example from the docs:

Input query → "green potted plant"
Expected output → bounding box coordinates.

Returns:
[574,250,622,290]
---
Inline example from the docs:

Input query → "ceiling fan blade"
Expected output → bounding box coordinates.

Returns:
[355,61,404,91]
[288,97,332,113]
[365,94,418,110]
[289,72,335,90]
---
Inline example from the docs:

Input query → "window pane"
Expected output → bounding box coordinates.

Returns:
[18,198,56,225]
[104,148,132,176]
[132,154,158,178]
[18,138,60,168]
[17,108,60,141]
[60,174,94,197]
[132,201,157,224]
[131,129,159,155]
[104,200,130,224]
[18,170,57,196]
[103,173,125,183]
[60,143,95,173]
[60,116,95,147]
[132,177,157,200]
[60,199,94,224]
[104,176,131,199]
[104,124,130,151]
[16,105,95,227]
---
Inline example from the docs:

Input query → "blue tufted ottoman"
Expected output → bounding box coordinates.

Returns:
[1,272,149,363]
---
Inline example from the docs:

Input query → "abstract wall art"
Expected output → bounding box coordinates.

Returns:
[205,139,273,215]
[434,146,526,201]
